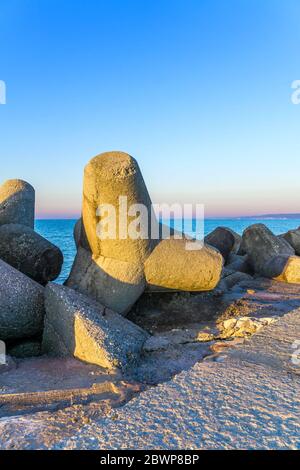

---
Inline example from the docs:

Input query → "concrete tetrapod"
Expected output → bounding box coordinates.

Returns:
[66,152,223,314]
[0,179,35,228]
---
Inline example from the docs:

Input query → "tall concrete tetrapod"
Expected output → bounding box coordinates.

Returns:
[66,152,223,314]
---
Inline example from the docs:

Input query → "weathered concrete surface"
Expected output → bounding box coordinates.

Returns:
[56,307,300,450]
[264,254,300,284]
[82,151,156,262]
[1,279,300,449]
[282,228,300,255]
[42,283,149,370]
[0,355,16,375]
[0,357,142,421]
[220,271,252,289]
[242,224,296,279]
[130,278,300,384]
[128,277,300,336]
[226,254,251,274]
[0,259,45,341]
[66,152,155,314]
[0,223,63,284]
[7,339,41,358]
[66,246,146,315]
[144,238,223,292]
[67,152,223,314]
[73,218,90,251]
[0,179,35,228]
[205,226,241,261]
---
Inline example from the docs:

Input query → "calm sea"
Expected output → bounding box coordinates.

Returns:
[35,218,300,284]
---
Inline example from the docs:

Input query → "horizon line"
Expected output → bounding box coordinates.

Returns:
[35,212,300,221]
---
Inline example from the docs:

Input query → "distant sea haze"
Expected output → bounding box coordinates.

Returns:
[35,218,300,284]
[239,213,300,220]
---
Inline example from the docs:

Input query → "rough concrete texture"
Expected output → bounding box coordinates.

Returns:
[42,283,149,370]
[221,271,252,289]
[1,278,300,449]
[53,310,300,449]
[66,152,156,314]
[0,259,45,341]
[226,254,251,274]
[66,247,146,314]
[0,223,63,284]
[129,277,300,383]
[128,290,233,333]
[0,356,142,419]
[0,355,16,375]
[242,223,295,277]
[82,151,156,262]
[73,218,90,251]
[264,254,300,284]
[7,340,41,358]
[282,228,300,255]
[54,308,300,449]
[74,218,81,248]
[67,152,223,313]
[144,238,223,291]
[0,179,35,228]
[205,226,241,261]
[130,275,295,336]
[221,267,235,278]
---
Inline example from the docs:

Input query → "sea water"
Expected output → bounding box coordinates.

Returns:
[35,218,300,284]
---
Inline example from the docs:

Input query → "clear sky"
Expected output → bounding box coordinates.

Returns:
[1,0,300,218]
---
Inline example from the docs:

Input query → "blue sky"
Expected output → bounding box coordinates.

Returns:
[1,0,300,218]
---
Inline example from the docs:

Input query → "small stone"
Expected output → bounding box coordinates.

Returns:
[219,316,277,339]
[196,332,214,342]
[222,319,237,330]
